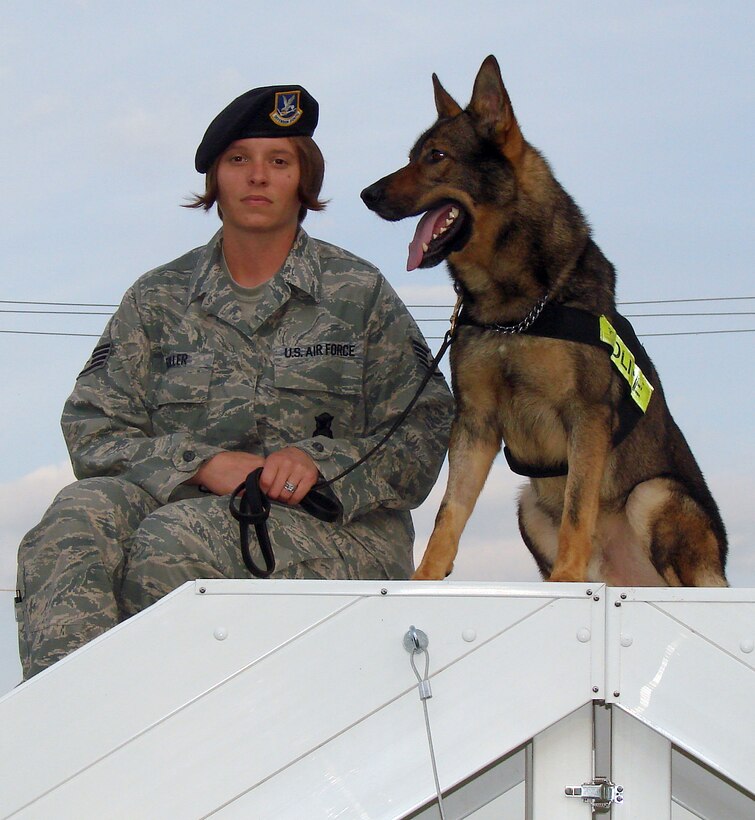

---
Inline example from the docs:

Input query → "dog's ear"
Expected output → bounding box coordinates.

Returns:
[469,55,524,162]
[433,73,463,119]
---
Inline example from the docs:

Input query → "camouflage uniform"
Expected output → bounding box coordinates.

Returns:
[16,228,454,678]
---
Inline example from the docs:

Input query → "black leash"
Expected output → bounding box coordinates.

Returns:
[315,328,455,491]
[229,467,342,578]
[228,300,460,577]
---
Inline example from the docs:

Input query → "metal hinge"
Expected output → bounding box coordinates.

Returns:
[565,777,624,812]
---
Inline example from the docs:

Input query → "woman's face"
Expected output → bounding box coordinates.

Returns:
[215,137,301,238]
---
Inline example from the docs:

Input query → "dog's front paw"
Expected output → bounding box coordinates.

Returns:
[412,561,454,581]
[548,568,585,583]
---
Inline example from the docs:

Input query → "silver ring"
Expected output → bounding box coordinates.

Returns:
[283,481,297,494]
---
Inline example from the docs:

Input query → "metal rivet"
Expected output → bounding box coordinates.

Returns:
[620,593,627,600]
[380,588,388,596]
[740,638,754,654]
[592,686,599,693]
[213,627,228,641]
[199,586,206,594]
[462,629,477,642]
[577,628,591,643]
[613,691,620,698]
[586,589,593,596]
[615,601,621,607]
[593,595,600,601]
[620,634,634,647]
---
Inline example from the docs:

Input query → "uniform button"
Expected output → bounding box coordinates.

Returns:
[183,450,196,462]
[312,442,324,453]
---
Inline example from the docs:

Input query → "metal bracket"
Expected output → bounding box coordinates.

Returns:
[403,626,429,653]
[565,777,624,812]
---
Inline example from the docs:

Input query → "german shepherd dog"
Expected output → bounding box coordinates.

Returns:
[361,56,728,586]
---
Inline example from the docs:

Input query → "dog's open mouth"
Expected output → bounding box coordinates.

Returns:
[407,201,469,271]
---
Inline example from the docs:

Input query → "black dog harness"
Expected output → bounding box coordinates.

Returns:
[456,302,655,478]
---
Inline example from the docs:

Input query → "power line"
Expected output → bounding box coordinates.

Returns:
[0,330,101,338]
[408,296,755,309]
[620,296,755,305]
[1,296,753,340]
[0,309,113,316]
[638,329,755,337]
[3,328,753,340]
[8,308,754,319]
[0,300,118,308]
[625,312,755,318]
[412,312,755,321]
[418,330,754,340]
[2,295,754,310]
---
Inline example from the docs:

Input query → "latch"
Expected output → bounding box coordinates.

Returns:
[565,777,623,812]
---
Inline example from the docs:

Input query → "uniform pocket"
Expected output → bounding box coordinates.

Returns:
[155,352,215,405]
[152,352,215,433]
[271,348,364,440]
[273,346,362,395]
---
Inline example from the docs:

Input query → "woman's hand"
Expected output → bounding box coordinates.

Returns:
[258,447,320,505]
[186,448,318,505]
[186,451,265,497]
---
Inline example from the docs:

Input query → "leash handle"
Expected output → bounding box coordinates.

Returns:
[229,467,343,578]
[229,468,275,578]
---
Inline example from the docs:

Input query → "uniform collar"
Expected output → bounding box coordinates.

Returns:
[186,226,322,308]
[279,228,322,302]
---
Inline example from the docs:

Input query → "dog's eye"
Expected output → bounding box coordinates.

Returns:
[427,149,447,163]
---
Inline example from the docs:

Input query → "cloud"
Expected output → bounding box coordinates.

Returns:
[106,103,194,155]
[16,93,71,125]
[0,462,74,588]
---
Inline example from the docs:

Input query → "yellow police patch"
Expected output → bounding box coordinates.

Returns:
[599,315,653,412]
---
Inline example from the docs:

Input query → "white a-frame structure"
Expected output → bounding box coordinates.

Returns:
[1,581,753,818]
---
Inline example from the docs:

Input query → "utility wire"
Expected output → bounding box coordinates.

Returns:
[620,296,755,305]
[409,312,754,321]
[0,300,119,308]
[1,296,753,339]
[0,309,113,316]
[3,309,754,320]
[408,296,755,309]
[3,327,753,340]
[0,330,101,337]
[2,296,754,310]
[421,329,754,340]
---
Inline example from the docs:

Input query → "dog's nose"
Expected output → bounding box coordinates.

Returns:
[360,182,383,210]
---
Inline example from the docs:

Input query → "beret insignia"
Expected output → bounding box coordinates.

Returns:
[270,91,303,127]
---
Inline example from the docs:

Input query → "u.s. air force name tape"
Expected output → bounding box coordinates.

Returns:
[599,315,653,412]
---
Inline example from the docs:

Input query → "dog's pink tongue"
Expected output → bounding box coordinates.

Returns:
[407,205,452,271]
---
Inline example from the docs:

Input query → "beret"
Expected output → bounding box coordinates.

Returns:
[195,85,319,173]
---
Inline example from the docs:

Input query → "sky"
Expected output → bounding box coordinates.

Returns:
[0,0,752,692]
